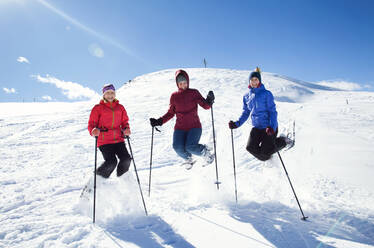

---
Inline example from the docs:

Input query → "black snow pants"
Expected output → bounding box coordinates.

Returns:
[246,128,286,161]
[97,142,131,178]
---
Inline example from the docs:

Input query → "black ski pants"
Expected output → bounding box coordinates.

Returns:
[246,128,286,161]
[97,142,131,178]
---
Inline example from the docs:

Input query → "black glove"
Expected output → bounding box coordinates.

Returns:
[150,118,163,127]
[229,120,238,129]
[206,91,215,106]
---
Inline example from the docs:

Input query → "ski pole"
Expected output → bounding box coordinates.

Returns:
[274,139,308,221]
[148,127,154,197]
[93,136,98,224]
[230,129,238,203]
[210,105,220,189]
[148,126,160,197]
[126,136,148,216]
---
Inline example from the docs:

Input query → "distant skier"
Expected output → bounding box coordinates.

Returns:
[88,84,132,178]
[229,67,291,161]
[149,69,215,169]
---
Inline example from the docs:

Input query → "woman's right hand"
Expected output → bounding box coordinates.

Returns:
[91,128,100,137]
[229,120,238,129]
[150,118,163,127]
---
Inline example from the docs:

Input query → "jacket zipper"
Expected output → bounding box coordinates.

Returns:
[111,102,116,141]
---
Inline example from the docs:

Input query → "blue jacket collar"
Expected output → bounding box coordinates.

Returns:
[250,83,265,93]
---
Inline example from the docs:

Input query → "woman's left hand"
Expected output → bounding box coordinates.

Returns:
[123,128,131,136]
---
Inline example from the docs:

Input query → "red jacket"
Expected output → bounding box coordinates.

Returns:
[88,99,130,147]
[161,70,211,131]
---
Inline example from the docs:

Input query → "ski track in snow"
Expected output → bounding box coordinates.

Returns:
[1,68,374,247]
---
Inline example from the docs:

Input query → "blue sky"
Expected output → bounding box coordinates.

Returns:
[1,0,374,102]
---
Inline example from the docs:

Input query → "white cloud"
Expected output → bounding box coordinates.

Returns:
[316,80,363,91]
[88,43,104,58]
[34,75,100,100]
[3,88,17,94]
[17,56,30,64]
[42,95,52,101]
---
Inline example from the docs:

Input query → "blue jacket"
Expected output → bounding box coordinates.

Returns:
[235,84,278,130]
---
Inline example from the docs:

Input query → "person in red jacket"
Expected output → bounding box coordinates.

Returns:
[150,69,215,169]
[88,84,132,178]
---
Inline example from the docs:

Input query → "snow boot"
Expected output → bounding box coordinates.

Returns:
[282,133,295,150]
[202,147,215,166]
[276,134,294,151]
[181,158,196,170]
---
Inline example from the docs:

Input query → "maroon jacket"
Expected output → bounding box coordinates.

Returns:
[161,70,211,131]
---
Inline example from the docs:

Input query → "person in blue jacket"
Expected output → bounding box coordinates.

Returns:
[229,68,287,161]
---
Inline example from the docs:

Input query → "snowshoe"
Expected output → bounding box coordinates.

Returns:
[181,158,196,170]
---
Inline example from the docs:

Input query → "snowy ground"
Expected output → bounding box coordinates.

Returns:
[1,68,374,247]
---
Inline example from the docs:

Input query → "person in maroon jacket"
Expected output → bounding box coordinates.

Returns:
[150,70,215,169]
[88,84,132,178]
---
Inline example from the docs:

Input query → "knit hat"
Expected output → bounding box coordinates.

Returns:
[176,74,187,83]
[102,84,115,94]
[249,71,261,84]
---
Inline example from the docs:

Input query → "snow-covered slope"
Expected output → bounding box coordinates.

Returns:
[1,68,374,248]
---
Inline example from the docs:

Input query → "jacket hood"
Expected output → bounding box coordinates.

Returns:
[175,69,190,89]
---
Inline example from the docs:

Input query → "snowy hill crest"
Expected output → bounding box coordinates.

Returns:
[1,68,374,247]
